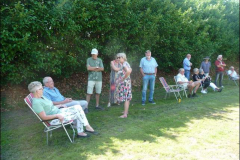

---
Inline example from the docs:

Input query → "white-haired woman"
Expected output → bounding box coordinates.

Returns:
[199,69,222,92]
[116,53,132,118]
[28,81,98,138]
[192,68,210,94]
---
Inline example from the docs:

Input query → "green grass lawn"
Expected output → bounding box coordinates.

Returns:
[1,82,239,160]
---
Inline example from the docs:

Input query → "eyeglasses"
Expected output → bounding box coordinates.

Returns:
[39,87,43,90]
[117,57,121,59]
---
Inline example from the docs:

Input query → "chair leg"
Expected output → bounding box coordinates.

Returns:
[173,92,178,102]
[70,124,75,143]
[62,124,74,143]
[178,91,182,99]
[184,90,187,98]
[46,132,49,145]
[164,92,168,99]
[234,80,238,86]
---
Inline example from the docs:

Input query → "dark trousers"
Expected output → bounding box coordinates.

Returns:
[214,71,224,87]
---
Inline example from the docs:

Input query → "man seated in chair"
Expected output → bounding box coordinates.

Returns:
[227,66,239,80]
[176,68,201,98]
[43,77,89,114]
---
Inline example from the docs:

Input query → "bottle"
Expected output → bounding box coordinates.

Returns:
[178,98,181,103]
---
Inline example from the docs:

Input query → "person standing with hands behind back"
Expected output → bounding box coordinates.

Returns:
[86,48,104,110]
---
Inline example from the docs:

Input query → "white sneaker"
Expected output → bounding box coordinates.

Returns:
[107,102,111,107]
[201,90,207,94]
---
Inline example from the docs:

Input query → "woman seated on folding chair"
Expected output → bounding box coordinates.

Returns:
[198,69,222,92]
[28,81,98,138]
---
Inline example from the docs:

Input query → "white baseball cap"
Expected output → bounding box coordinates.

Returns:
[91,48,98,55]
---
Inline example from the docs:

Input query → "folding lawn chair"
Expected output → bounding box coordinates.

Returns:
[159,77,182,101]
[226,71,239,86]
[24,93,75,145]
[174,76,188,98]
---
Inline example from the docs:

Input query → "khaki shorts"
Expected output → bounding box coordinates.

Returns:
[87,81,102,94]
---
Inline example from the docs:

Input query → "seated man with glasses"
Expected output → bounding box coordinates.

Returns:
[176,68,201,98]
[43,76,89,114]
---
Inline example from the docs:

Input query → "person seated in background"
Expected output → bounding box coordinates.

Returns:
[43,77,89,114]
[199,69,222,92]
[176,68,201,98]
[28,81,98,138]
[192,68,209,94]
[227,66,239,80]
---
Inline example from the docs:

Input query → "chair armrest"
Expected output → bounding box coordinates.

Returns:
[41,118,58,122]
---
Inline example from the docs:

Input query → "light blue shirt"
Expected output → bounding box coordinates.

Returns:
[183,57,191,71]
[43,87,65,102]
[139,57,158,73]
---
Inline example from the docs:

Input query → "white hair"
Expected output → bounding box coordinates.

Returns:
[43,77,51,85]
[145,50,151,54]
[28,81,42,93]
[217,55,222,59]
[193,68,199,74]
[117,53,127,61]
[178,68,184,73]
[199,69,204,73]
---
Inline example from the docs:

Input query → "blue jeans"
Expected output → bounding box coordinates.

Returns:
[142,75,155,102]
[65,100,88,110]
[184,70,190,80]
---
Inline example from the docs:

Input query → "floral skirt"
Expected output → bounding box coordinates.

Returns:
[117,78,132,102]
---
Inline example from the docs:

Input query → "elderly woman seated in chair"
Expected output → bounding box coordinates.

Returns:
[198,69,222,92]
[28,81,98,138]
[192,68,209,94]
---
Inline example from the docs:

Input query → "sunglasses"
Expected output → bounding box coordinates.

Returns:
[117,57,121,59]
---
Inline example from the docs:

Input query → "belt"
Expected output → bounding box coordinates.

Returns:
[144,73,155,75]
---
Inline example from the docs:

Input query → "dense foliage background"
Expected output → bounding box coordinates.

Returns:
[1,0,239,85]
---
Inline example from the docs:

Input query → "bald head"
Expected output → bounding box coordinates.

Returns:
[187,54,191,60]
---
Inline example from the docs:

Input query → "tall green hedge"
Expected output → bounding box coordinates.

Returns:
[1,0,239,85]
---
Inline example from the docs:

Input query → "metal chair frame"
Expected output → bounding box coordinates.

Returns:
[226,71,239,86]
[159,77,182,101]
[24,93,75,145]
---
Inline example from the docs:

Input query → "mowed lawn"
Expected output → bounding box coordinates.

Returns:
[1,82,239,160]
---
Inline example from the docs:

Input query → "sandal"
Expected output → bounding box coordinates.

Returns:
[119,115,127,118]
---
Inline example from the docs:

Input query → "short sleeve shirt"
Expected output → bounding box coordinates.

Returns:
[139,57,158,73]
[87,57,104,81]
[215,60,225,72]
[32,96,60,115]
[43,87,65,102]
[192,74,199,82]
[122,61,131,79]
[228,70,238,77]
[176,73,188,88]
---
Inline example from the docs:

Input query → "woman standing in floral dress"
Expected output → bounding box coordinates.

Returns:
[116,53,132,118]
[107,55,122,107]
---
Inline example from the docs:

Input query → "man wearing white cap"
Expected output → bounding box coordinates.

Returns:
[86,48,104,110]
